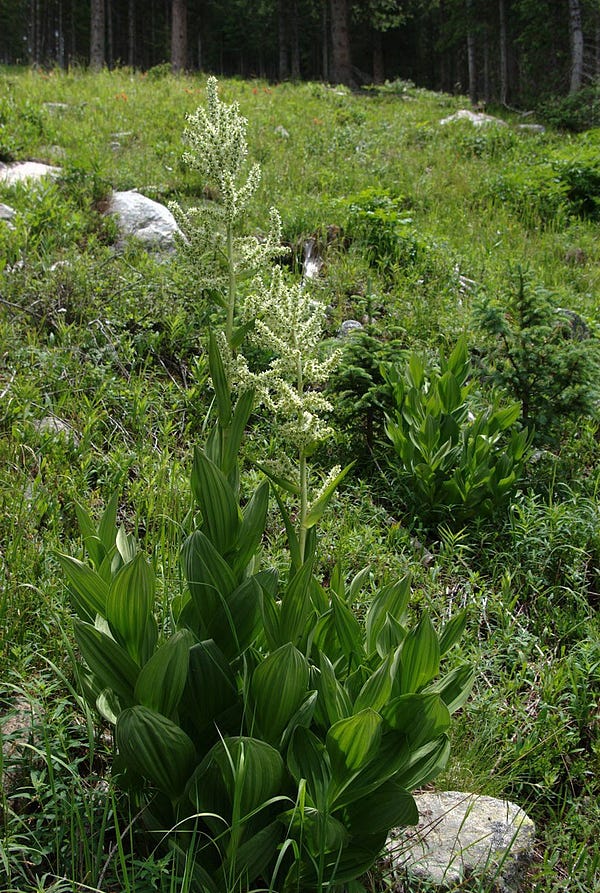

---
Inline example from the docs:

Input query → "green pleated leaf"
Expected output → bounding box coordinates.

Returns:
[392,734,451,791]
[106,553,156,665]
[331,589,364,668]
[189,736,286,822]
[218,820,282,889]
[191,448,240,554]
[375,613,407,658]
[134,629,194,717]
[182,529,237,629]
[316,653,352,727]
[365,576,411,656]
[345,781,418,835]
[333,730,412,809]
[233,479,269,577]
[55,553,108,621]
[353,652,396,714]
[75,503,105,570]
[208,328,232,426]
[423,664,475,715]
[439,609,468,656]
[116,705,196,798]
[183,638,239,737]
[74,619,139,705]
[302,462,354,529]
[223,387,255,477]
[326,709,382,781]
[399,612,440,693]
[382,692,450,748]
[251,643,310,744]
[254,461,302,496]
[283,806,348,854]
[206,575,262,659]
[98,491,119,555]
[287,726,331,808]
[280,558,315,646]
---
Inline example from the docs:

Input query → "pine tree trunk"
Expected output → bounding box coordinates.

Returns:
[372,28,384,84]
[278,0,289,79]
[569,0,584,93]
[322,0,328,80]
[291,0,301,79]
[171,0,187,73]
[330,0,352,85]
[466,0,477,104]
[128,0,135,68]
[499,0,508,104]
[89,0,105,70]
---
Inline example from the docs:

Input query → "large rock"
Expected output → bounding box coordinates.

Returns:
[385,791,535,892]
[0,161,61,185]
[440,109,507,127]
[107,190,180,251]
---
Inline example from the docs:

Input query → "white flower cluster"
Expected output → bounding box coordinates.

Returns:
[236,268,341,452]
[181,76,260,221]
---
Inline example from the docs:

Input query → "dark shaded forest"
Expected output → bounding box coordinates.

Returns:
[1,2,600,107]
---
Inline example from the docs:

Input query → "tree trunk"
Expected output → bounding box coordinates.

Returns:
[278,0,289,79]
[321,0,328,80]
[499,0,508,104]
[89,0,105,70]
[466,0,477,103]
[107,0,113,68]
[171,0,187,73]
[330,0,352,85]
[290,0,300,79]
[568,0,584,93]
[128,0,135,67]
[372,28,384,84]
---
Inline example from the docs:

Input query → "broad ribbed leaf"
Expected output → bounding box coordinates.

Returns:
[392,734,451,790]
[55,553,108,621]
[106,553,156,664]
[74,619,139,704]
[182,529,237,628]
[438,370,462,413]
[365,576,411,656]
[439,609,467,656]
[191,448,240,553]
[116,705,196,798]
[353,652,396,714]
[189,736,286,821]
[382,692,450,747]
[315,653,352,727]
[280,691,318,752]
[345,781,418,835]
[398,612,440,693]
[233,479,269,577]
[424,664,475,714]
[251,643,309,744]
[98,491,119,555]
[206,575,261,658]
[279,558,314,646]
[331,589,364,667]
[283,806,348,854]
[75,503,105,570]
[223,387,255,476]
[134,629,194,717]
[183,638,239,736]
[375,613,407,658]
[287,726,331,808]
[326,709,382,781]
[218,820,282,889]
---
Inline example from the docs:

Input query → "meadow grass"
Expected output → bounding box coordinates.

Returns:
[1,67,599,891]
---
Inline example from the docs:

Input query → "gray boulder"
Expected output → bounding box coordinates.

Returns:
[385,791,535,892]
[440,109,507,128]
[0,161,61,186]
[107,190,181,251]
[338,319,364,338]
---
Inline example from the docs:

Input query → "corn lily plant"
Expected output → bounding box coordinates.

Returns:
[57,78,474,893]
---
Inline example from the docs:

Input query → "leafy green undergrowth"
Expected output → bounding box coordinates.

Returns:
[1,68,599,892]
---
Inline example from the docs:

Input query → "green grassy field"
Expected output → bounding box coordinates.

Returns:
[1,67,600,892]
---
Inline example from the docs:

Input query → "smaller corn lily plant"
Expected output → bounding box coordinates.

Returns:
[56,78,474,893]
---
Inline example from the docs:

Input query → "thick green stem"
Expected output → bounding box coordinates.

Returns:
[296,349,309,563]
[226,222,236,347]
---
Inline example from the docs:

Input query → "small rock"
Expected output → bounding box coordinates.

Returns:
[0,203,16,229]
[0,161,61,186]
[338,319,364,337]
[556,308,591,340]
[32,415,79,443]
[517,123,545,134]
[107,189,181,251]
[440,109,507,127]
[274,125,290,138]
[1,695,34,813]
[385,791,535,893]
[43,101,69,112]
[302,237,323,280]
